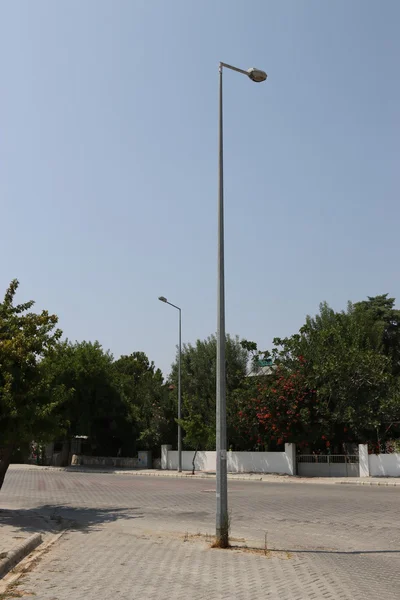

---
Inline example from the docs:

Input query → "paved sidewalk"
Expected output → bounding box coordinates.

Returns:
[3,524,399,600]
[9,464,400,486]
[0,509,57,556]
[0,508,61,578]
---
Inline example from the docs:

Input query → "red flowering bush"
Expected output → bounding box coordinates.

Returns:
[235,358,320,449]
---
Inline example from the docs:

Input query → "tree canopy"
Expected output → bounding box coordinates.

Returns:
[2,278,400,491]
[238,297,400,452]
[42,340,128,457]
[0,280,69,488]
[168,334,249,450]
[114,352,176,453]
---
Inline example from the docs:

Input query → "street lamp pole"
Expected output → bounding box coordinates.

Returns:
[216,62,267,547]
[158,296,182,473]
[216,62,227,547]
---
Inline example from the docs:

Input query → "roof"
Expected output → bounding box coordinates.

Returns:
[247,364,276,377]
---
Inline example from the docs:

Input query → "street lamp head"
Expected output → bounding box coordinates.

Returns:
[158,296,167,303]
[247,67,267,83]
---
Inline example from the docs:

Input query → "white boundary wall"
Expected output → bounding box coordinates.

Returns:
[161,444,400,477]
[369,453,400,477]
[161,444,296,475]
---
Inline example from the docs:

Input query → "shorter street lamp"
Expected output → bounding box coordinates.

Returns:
[158,296,182,472]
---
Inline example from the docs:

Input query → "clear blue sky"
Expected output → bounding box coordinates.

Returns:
[1,1,399,375]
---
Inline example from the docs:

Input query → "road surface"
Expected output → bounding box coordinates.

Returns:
[1,468,399,599]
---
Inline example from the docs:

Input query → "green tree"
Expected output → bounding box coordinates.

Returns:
[0,280,68,489]
[43,340,128,457]
[169,334,250,450]
[177,413,211,474]
[353,295,400,376]
[114,352,176,454]
[236,297,400,451]
[271,301,398,444]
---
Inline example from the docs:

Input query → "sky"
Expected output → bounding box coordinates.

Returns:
[1,1,399,376]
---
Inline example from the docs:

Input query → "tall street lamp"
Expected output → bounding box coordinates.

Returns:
[216,62,267,547]
[158,296,182,472]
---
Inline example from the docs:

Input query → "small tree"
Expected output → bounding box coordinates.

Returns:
[0,280,68,490]
[178,412,213,474]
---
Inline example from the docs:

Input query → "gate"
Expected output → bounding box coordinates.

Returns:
[297,454,359,477]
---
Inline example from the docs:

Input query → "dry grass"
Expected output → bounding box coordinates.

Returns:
[181,532,215,545]
[0,580,35,599]
[222,544,292,560]
[179,531,291,559]
[210,539,231,549]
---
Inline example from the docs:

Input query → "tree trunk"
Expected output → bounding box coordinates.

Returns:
[192,449,198,475]
[0,445,14,491]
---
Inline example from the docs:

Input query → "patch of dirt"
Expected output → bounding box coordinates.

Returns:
[179,532,291,558]
[0,580,35,598]
[226,546,292,560]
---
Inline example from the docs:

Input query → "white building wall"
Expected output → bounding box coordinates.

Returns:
[164,446,295,475]
[369,453,400,477]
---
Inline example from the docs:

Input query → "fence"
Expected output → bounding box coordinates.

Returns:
[161,444,400,478]
[297,454,359,477]
[70,451,152,469]
[162,444,296,475]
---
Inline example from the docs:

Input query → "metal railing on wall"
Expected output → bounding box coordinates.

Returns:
[297,454,359,464]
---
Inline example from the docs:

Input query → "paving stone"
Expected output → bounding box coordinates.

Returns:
[1,469,399,599]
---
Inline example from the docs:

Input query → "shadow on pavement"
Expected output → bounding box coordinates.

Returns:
[0,505,144,535]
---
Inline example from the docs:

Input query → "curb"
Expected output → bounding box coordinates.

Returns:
[11,466,265,480]
[336,481,399,487]
[121,471,264,481]
[0,533,42,579]
[75,470,400,486]
[0,529,68,595]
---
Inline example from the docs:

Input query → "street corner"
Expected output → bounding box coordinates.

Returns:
[0,533,42,580]
[0,506,70,582]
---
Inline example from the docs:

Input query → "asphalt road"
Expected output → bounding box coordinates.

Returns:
[2,468,400,551]
[1,469,400,599]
